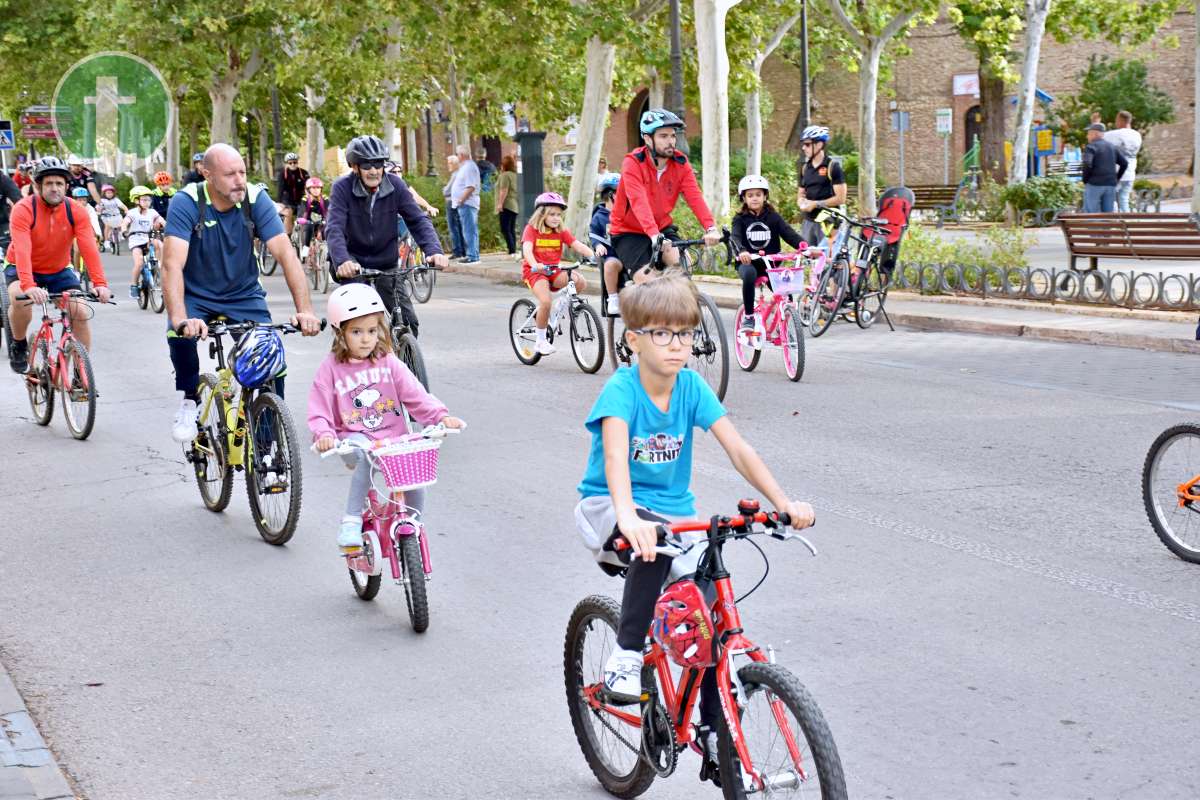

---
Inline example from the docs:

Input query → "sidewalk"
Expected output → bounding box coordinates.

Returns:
[0,663,75,800]
[446,254,1200,355]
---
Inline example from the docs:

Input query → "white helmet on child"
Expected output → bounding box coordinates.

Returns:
[737,174,770,198]
[327,283,385,329]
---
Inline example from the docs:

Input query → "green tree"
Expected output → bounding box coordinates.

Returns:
[1053,55,1176,147]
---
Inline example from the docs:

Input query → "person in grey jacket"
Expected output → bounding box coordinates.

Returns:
[1081,123,1128,213]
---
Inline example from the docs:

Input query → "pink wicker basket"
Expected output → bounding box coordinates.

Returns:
[766,265,806,296]
[373,436,443,490]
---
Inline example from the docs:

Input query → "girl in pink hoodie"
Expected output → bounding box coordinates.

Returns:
[308,284,465,549]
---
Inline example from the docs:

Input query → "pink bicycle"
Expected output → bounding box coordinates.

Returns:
[319,423,461,632]
[733,252,823,382]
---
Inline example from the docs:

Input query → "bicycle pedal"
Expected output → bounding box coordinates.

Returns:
[339,545,363,555]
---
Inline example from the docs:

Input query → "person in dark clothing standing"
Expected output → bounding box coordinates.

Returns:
[732,175,803,331]
[276,152,309,236]
[1081,122,1128,213]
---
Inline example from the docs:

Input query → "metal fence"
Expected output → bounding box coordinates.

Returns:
[893,262,1200,312]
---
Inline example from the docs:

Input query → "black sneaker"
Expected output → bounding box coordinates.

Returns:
[9,339,28,374]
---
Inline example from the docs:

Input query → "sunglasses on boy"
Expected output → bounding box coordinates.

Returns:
[632,328,699,347]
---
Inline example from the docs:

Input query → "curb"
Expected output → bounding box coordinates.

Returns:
[0,664,76,800]
[449,259,1200,355]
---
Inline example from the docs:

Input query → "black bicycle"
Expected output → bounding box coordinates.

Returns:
[605,230,732,402]
[808,210,895,338]
[353,267,431,391]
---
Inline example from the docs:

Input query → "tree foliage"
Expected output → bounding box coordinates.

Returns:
[1053,55,1176,146]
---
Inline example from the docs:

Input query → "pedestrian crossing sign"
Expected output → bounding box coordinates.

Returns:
[0,124,13,150]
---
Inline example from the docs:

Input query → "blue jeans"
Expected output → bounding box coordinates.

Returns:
[447,206,465,258]
[1083,184,1116,213]
[1116,182,1133,213]
[458,205,479,262]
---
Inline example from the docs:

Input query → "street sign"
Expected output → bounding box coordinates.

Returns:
[890,111,910,132]
[1034,127,1055,156]
[936,108,953,136]
[0,120,13,151]
[21,129,58,140]
[20,115,52,126]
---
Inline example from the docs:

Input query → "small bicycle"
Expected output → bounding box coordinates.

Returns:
[103,223,122,256]
[399,233,437,304]
[508,263,605,373]
[354,267,432,390]
[565,499,846,798]
[136,231,165,314]
[302,213,329,294]
[733,253,807,382]
[17,289,115,440]
[182,319,316,545]
[318,423,462,632]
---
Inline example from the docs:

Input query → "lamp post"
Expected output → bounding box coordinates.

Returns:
[799,0,810,131]
[424,106,436,177]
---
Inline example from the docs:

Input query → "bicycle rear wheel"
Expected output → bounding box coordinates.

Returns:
[245,391,303,545]
[570,302,605,374]
[393,329,430,390]
[854,265,887,330]
[61,340,97,440]
[692,293,729,402]
[564,595,656,798]
[398,532,429,632]
[26,339,54,426]
[0,287,11,357]
[193,373,232,512]
[607,316,635,372]
[349,534,382,600]
[257,241,278,276]
[809,261,847,338]
[782,306,806,382]
[509,299,542,365]
[733,305,761,372]
[411,264,435,304]
[1143,423,1200,563]
[717,662,846,799]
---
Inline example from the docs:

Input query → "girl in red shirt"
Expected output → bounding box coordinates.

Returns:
[520,192,595,355]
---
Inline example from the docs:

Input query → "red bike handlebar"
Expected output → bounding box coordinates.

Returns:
[611,510,795,552]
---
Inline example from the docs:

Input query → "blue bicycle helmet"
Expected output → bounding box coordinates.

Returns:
[598,173,620,193]
[639,108,685,136]
[231,327,286,388]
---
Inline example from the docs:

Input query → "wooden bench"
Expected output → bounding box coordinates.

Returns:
[910,183,973,227]
[1058,213,1200,270]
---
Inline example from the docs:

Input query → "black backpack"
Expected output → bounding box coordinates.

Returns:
[30,195,77,229]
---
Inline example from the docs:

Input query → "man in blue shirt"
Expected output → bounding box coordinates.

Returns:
[162,143,321,442]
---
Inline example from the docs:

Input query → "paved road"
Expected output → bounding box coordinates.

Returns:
[2,267,1200,799]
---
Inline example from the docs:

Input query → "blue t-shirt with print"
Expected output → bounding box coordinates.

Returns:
[578,365,726,517]
[164,184,284,306]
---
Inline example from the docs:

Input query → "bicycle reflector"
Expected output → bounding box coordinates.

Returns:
[652,580,716,669]
[231,328,286,388]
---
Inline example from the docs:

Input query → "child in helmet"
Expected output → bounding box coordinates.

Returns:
[308,283,466,550]
[296,177,327,259]
[121,186,165,299]
[521,192,596,355]
[731,175,803,332]
[71,187,103,240]
[150,172,176,219]
[97,184,127,252]
[590,175,625,316]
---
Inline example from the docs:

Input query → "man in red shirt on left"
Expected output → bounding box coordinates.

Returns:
[4,156,110,373]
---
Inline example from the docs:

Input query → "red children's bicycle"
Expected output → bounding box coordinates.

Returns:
[564,500,847,799]
[19,289,114,440]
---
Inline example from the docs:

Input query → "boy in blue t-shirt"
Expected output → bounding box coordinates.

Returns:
[574,275,815,755]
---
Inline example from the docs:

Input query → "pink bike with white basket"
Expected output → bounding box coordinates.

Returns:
[733,250,825,382]
[320,423,461,632]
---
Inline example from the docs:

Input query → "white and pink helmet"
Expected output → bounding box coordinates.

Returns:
[535,191,567,210]
[326,283,385,329]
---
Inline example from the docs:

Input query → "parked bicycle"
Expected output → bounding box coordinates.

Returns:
[181,319,317,545]
[1142,422,1200,563]
[509,263,605,373]
[354,267,431,391]
[733,253,807,382]
[319,423,462,632]
[565,499,846,798]
[136,230,165,313]
[16,289,115,440]
[606,231,731,400]
[808,209,895,338]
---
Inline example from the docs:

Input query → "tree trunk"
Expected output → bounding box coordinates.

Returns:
[447,59,470,148]
[380,21,403,160]
[1193,0,1199,213]
[979,69,1007,184]
[1009,0,1052,183]
[406,126,418,173]
[745,81,763,175]
[648,68,665,108]
[565,36,618,237]
[694,0,740,220]
[856,39,885,215]
[209,84,236,144]
[188,119,199,162]
[252,110,269,180]
[270,84,283,173]
[304,86,325,176]
[167,93,181,179]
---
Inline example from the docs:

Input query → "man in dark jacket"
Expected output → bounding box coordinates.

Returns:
[326,134,447,337]
[0,169,22,256]
[1082,123,1128,213]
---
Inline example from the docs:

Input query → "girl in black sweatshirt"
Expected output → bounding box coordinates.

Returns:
[731,175,803,330]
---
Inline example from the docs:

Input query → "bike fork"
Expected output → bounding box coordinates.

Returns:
[395,520,432,577]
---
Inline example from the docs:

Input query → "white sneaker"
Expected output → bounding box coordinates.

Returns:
[603,647,644,704]
[337,517,363,550]
[606,295,620,315]
[171,399,199,443]
[535,340,556,356]
[300,245,309,259]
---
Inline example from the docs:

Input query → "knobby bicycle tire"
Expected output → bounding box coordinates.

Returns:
[194,373,233,512]
[245,391,303,545]
[564,595,657,798]
[716,662,847,800]
[61,340,97,440]
[399,533,429,632]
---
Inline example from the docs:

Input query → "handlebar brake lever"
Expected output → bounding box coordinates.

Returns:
[770,530,818,556]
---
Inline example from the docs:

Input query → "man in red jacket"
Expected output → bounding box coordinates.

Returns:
[605,108,722,315]
[4,157,109,373]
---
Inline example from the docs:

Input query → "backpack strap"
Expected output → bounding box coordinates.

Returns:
[30,196,74,229]
[184,181,261,240]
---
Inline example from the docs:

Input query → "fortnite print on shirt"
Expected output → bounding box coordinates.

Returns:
[630,433,685,464]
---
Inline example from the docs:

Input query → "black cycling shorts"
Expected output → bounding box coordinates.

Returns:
[611,227,682,280]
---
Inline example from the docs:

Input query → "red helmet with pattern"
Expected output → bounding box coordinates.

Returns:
[652,580,716,669]
[154,171,172,186]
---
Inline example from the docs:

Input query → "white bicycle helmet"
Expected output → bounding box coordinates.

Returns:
[801,125,830,143]
[327,283,385,329]
[737,174,770,198]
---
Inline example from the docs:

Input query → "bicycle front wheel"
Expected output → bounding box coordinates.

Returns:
[718,662,846,799]
[399,532,430,632]
[809,261,847,338]
[26,339,54,426]
[564,595,656,798]
[733,305,761,372]
[692,293,729,402]
[411,264,436,304]
[570,302,605,374]
[1143,423,1200,563]
[245,391,303,545]
[782,306,806,382]
[854,265,887,330]
[393,329,430,391]
[151,264,165,313]
[509,299,542,366]
[61,340,97,440]
[193,373,232,512]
